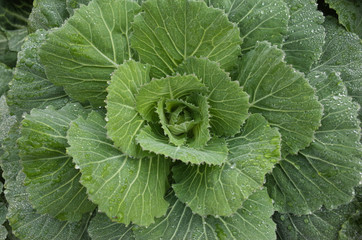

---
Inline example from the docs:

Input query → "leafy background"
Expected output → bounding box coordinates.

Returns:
[0,0,361,239]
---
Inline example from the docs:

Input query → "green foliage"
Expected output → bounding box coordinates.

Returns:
[0,0,361,239]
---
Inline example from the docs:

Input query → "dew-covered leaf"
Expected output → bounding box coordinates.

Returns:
[40,0,141,107]
[67,111,170,226]
[7,30,69,117]
[136,125,228,165]
[325,0,362,38]
[28,0,70,32]
[238,41,322,155]
[282,0,325,73]
[172,114,280,216]
[267,71,362,214]
[312,17,362,117]
[206,0,289,52]
[18,103,95,222]
[106,60,150,158]
[88,212,134,240]
[1,123,92,240]
[131,0,241,78]
[177,57,249,136]
[134,189,276,240]
[274,194,359,240]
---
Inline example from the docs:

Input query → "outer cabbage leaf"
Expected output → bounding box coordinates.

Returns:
[312,17,362,116]
[325,0,362,38]
[28,0,70,32]
[131,0,241,78]
[18,103,95,221]
[136,126,228,165]
[177,57,249,136]
[274,193,360,240]
[238,41,322,155]
[206,0,289,52]
[172,114,280,216]
[67,111,170,226]
[88,212,134,240]
[282,0,325,73]
[134,189,276,240]
[267,71,362,214]
[1,123,92,240]
[40,0,141,107]
[106,61,149,157]
[0,63,12,95]
[7,30,69,117]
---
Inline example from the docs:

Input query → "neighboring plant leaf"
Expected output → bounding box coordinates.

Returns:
[134,189,276,240]
[88,212,135,240]
[0,63,12,95]
[237,41,322,155]
[312,17,362,116]
[206,0,289,52]
[136,126,228,165]
[67,111,170,226]
[325,0,362,38]
[274,200,359,240]
[282,0,325,73]
[177,57,249,136]
[7,30,69,117]
[0,0,32,30]
[267,71,362,214]
[1,123,92,240]
[66,0,91,16]
[18,103,95,222]
[172,114,280,216]
[5,28,28,52]
[28,0,70,32]
[39,0,141,107]
[0,30,17,67]
[106,60,150,158]
[131,0,241,78]
[0,96,16,144]
[339,186,362,239]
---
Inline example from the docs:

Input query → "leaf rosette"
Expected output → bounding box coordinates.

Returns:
[107,58,249,165]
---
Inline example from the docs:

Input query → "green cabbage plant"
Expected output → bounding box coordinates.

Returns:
[0,0,361,239]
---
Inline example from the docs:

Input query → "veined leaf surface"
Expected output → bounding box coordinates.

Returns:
[134,189,276,240]
[67,111,170,226]
[18,103,95,221]
[131,0,241,78]
[206,0,289,52]
[238,41,322,155]
[40,0,141,106]
[267,71,362,214]
[172,114,280,216]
